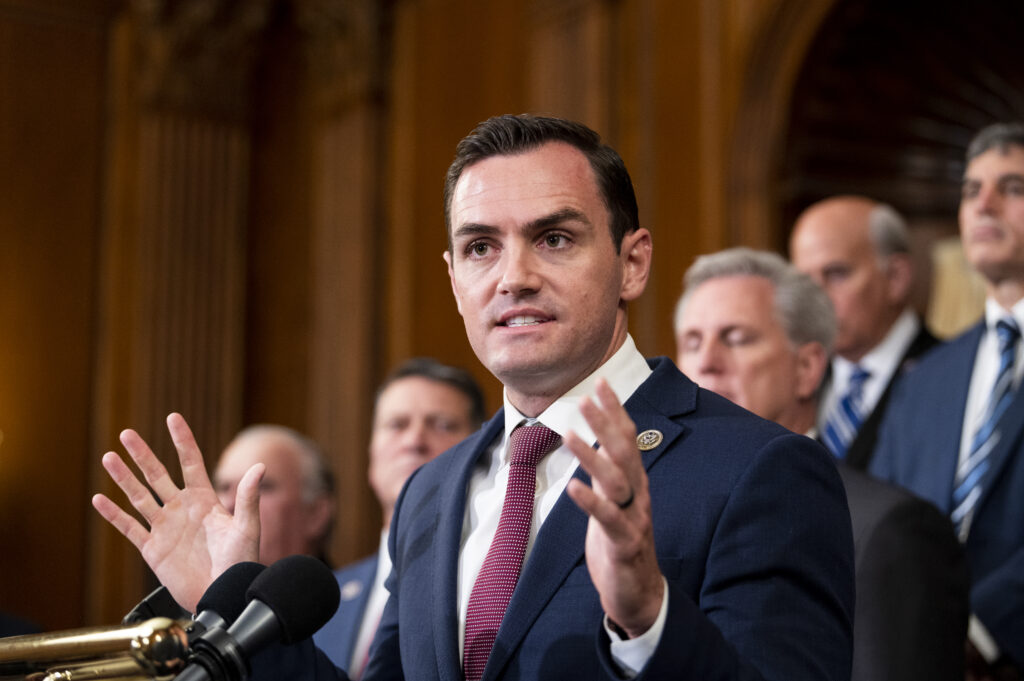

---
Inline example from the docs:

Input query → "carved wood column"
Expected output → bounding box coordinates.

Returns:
[87,0,272,623]
[295,0,388,564]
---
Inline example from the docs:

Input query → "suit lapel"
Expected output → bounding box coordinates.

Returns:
[971,376,1024,520]
[431,414,506,681]
[928,324,985,511]
[481,358,694,680]
[846,325,938,470]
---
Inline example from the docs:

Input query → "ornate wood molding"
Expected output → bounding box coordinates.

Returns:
[130,0,275,120]
[293,0,386,116]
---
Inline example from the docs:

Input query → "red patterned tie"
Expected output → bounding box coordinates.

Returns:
[463,423,561,681]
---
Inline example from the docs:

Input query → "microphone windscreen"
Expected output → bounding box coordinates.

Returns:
[197,562,266,624]
[245,555,340,644]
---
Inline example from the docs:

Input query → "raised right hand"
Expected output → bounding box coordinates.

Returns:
[91,412,264,612]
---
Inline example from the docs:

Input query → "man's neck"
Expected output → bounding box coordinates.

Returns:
[988,279,1024,312]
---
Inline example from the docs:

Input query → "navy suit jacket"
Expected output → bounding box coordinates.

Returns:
[871,322,1024,665]
[842,325,939,470]
[254,358,854,680]
[313,555,380,672]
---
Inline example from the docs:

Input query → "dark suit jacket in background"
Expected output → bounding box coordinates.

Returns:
[838,464,969,681]
[872,322,1024,667]
[313,555,380,672]
[254,358,855,681]
[842,324,939,470]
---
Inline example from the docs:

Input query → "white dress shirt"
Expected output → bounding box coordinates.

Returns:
[349,531,392,678]
[957,298,1024,663]
[819,308,921,431]
[456,334,663,676]
[958,297,1024,469]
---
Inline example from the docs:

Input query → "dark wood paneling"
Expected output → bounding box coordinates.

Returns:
[0,3,109,630]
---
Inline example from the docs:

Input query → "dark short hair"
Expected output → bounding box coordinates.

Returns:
[443,114,640,253]
[375,357,487,428]
[966,122,1024,162]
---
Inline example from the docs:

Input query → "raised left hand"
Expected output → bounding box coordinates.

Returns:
[565,379,664,638]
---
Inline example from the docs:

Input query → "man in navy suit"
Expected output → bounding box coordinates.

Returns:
[93,114,854,679]
[871,122,1024,679]
[314,358,486,675]
[790,196,938,469]
[675,247,969,681]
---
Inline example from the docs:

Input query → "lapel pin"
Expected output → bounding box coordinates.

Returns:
[340,580,364,601]
[636,429,663,451]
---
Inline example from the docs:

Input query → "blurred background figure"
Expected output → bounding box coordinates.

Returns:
[214,425,336,566]
[872,123,1024,680]
[313,358,486,678]
[675,247,968,681]
[790,196,938,469]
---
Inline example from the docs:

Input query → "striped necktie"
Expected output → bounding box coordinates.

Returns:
[952,317,1021,540]
[822,365,871,459]
[463,423,561,681]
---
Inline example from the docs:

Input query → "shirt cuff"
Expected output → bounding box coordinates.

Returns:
[604,577,669,678]
[969,614,1000,663]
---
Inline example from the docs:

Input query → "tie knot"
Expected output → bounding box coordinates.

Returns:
[508,423,561,468]
[997,317,1021,348]
[849,366,871,390]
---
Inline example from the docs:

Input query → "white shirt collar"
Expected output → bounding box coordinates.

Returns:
[499,334,652,460]
[832,308,919,387]
[984,297,1024,331]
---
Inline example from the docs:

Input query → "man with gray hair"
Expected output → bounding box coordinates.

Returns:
[790,196,938,468]
[872,122,1024,678]
[214,424,336,565]
[675,247,968,681]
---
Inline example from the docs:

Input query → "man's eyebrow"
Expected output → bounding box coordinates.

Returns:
[526,208,590,231]
[452,208,591,241]
[451,223,500,242]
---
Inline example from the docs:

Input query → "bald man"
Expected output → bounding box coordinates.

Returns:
[790,196,938,469]
[214,425,335,565]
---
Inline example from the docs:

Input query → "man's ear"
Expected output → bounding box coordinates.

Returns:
[620,228,653,302]
[443,250,464,316]
[884,253,913,305]
[305,495,334,549]
[795,341,829,401]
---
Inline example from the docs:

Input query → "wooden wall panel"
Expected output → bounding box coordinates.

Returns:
[0,1,110,630]
[1,0,839,631]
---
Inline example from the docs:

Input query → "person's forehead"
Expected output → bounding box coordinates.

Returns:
[376,376,471,418]
[218,435,301,478]
[450,143,601,224]
[965,144,1024,177]
[684,276,778,328]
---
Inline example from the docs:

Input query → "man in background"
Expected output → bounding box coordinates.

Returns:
[313,358,485,677]
[872,122,1024,679]
[790,196,938,468]
[675,247,968,681]
[214,424,335,566]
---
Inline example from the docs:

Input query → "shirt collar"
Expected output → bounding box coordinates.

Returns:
[984,297,1024,332]
[833,308,919,384]
[500,334,652,457]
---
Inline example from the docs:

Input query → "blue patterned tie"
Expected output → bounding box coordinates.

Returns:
[823,365,871,459]
[952,317,1021,540]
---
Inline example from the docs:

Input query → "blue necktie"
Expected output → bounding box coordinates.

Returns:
[952,317,1021,540]
[823,365,871,459]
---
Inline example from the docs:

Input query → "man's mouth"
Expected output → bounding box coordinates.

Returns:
[504,315,547,327]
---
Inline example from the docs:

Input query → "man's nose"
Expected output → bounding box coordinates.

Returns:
[498,243,541,295]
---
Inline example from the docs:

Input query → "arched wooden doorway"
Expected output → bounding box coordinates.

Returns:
[732,0,1024,332]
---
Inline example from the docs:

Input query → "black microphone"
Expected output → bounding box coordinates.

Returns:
[123,584,190,624]
[192,562,267,636]
[174,555,341,681]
